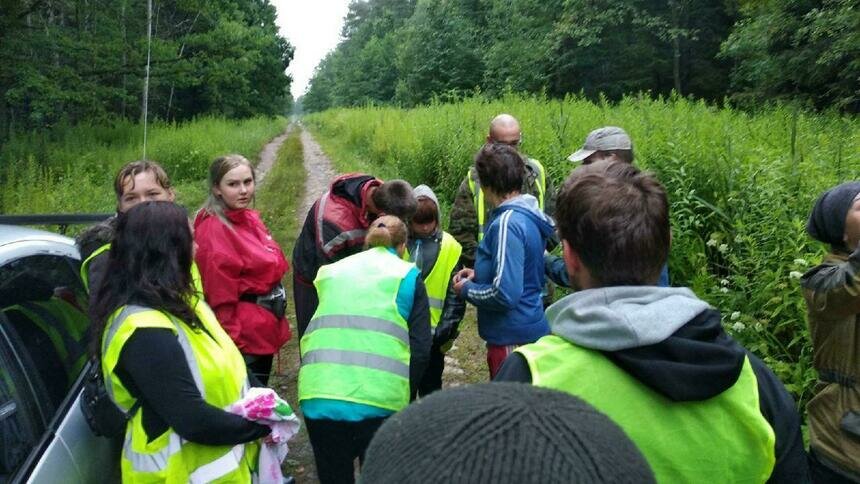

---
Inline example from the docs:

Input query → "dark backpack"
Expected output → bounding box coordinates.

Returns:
[80,358,140,438]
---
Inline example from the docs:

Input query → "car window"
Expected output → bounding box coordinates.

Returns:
[0,330,43,483]
[0,254,90,425]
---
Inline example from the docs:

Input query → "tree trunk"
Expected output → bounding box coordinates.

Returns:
[673,36,682,95]
[121,0,127,118]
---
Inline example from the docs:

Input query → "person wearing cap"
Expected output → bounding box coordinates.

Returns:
[800,181,860,483]
[545,126,669,288]
[360,382,656,483]
[567,126,635,165]
[496,160,808,482]
[448,114,556,268]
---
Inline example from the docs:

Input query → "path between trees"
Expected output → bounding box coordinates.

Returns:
[255,124,294,184]
[267,126,478,483]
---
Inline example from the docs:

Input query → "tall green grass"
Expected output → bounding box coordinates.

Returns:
[305,93,860,403]
[0,116,288,215]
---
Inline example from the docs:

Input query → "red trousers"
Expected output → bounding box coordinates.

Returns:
[486,344,519,379]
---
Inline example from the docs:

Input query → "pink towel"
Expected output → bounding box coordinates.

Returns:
[229,387,300,484]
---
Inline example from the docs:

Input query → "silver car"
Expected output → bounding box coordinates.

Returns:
[0,225,118,483]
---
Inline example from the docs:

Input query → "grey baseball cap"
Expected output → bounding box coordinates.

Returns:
[568,126,632,162]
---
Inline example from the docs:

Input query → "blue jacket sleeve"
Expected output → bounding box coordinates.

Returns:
[544,253,570,288]
[463,215,524,310]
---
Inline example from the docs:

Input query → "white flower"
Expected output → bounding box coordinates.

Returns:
[734,235,743,244]
[718,243,729,253]
[731,322,746,332]
[706,238,718,247]
[789,271,803,279]
[793,258,808,266]
[720,278,730,286]
[730,311,741,320]
[720,287,729,293]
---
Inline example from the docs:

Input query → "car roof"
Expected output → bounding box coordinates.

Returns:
[0,224,79,264]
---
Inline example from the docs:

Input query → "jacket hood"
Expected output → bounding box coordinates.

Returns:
[547,286,711,351]
[496,194,555,239]
[548,286,746,401]
[413,184,442,238]
[75,216,117,260]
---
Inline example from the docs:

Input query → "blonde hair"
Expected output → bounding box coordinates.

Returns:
[200,154,255,226]
[365,215,408,250]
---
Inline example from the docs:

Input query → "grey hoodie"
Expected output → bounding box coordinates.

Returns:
[547,286,711,350]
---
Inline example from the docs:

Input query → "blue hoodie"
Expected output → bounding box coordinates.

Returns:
[463,194,555,345]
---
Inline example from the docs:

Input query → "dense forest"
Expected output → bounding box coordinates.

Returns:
[302,0,859,113]
[0,0,293,142]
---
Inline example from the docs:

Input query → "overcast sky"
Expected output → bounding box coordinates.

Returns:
[272,1,352,99]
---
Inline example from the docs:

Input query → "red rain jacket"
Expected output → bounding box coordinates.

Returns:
[194,208,291,355]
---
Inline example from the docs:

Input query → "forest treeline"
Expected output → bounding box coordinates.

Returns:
[0,1,293,142]
[302,0,859,113]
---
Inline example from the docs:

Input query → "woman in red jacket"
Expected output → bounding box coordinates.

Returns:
[194,154,290,385]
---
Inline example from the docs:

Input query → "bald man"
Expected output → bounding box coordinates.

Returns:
[449,114,556,269]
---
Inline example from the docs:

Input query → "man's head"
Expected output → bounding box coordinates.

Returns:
[369,179,418,221]
[557,160,669,289]
[361,383,655,483]
[486,113,522,148]
[474,142,525,198]
[113,160,175,213]
[806,181,860,252]
[568,126,634,165]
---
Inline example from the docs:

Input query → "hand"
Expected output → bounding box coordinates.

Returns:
[452,268,474,296]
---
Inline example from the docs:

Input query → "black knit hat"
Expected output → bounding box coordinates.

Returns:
[807,181,860,249]
[360,383,654,484]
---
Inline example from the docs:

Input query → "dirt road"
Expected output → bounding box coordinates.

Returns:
[272,127,486,483]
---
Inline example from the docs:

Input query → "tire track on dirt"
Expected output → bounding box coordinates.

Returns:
[277,126,336,484]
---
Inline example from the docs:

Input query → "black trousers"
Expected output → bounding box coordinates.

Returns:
[293,273,319,339]
[417,345,445,397]
[305,416,387,484]
[243,354,273,386]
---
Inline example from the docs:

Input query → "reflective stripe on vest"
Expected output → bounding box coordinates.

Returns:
[102,301,256,482]
[299,247,414,411]
[421,233,462,329]
[516,335,776,482]
[80,243,111,291]
[467,158,546,242]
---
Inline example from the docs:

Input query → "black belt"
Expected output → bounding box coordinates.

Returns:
[240,283,286,319]
[819,369,857,388]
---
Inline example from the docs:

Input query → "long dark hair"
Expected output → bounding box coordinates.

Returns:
[89,201,198,357]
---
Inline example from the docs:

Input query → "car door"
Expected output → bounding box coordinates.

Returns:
[0,252,116,483]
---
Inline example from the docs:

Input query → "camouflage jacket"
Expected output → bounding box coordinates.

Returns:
[800,248,860,479]
[448,158,555,268]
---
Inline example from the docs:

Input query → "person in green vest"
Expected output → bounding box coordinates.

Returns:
[298,215,431,484]
[801,181,860,483]
[76,160,176,295]
[90,201,274,483]
[406,184,466,396]
[448,114,556,268]
[496,159,809,482]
